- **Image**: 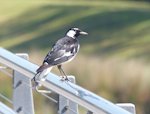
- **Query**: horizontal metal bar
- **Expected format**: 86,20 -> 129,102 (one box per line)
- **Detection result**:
0,47 -> 132,114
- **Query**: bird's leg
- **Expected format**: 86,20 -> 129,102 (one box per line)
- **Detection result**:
58,65 -> 66,81
58,65 -> 72,82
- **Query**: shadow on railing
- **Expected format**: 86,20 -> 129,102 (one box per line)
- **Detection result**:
0,47 -> 136,114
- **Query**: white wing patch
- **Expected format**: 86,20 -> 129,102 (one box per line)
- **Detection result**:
44,62 -> 48,65
73,48 -> 76,53
54,51 -> 73,61
63,51 -> 72,56
43,67 -> 53,76
70,44 -> 74,48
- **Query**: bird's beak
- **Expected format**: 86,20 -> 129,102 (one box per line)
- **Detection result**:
80,31 -> 88,35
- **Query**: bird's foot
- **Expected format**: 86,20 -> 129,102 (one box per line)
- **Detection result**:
60,77 -> 73,83
60,77 -> 66,81
60,76 -> 73,83
65,77 -> 73,82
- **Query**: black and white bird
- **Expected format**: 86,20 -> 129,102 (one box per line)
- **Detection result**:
32,28 -> 88,93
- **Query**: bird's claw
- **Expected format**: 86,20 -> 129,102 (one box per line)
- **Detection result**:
60,77 -> 66,81
66,77 -> 73,82
60,77 -> 73,83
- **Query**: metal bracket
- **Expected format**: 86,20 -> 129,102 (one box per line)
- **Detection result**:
58,76 -> 79,114
33,81 -> 52,93
87,103 -> 136,114
13,54 -> 34,114
116,103 -> 136,114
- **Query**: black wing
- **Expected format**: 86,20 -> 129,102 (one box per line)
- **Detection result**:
36,62 -> 50,72
43,36 -> 79,66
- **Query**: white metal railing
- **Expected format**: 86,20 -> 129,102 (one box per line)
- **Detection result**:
0,47 -> 134,114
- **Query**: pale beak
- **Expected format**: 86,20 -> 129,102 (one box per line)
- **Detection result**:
80,31 -> 88,35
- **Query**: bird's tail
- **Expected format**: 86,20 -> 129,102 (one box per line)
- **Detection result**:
31,67 -> 53,82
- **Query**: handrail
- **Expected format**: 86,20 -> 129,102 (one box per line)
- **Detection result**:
0,47 -> 132,114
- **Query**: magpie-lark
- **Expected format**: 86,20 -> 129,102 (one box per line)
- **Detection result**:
32,28 -> 88,93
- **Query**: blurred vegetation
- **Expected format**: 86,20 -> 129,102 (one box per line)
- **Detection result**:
0,1 -> 150,114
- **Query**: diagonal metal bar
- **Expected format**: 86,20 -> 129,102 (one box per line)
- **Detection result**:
0,94 -> 12,104
22,81 -> 58,103
0,102 -> 17,114
0,66 -> 11,69
22,108 -> 32,114
0,47 -> 132,114
67,107 -> 78,114
0,68 -> 13,77
40,93 -> 58,103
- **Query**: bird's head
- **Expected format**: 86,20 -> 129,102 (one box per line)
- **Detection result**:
66,28 -> 88,38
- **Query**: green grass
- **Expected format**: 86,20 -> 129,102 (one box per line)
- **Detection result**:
1,1 -> 150,114
0,1 -> 150,59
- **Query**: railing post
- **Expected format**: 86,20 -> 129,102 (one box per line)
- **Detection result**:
87,103 -> 136,114
13,54 -> 34,114
116,103 -> 136,114
57,76 -> 79,114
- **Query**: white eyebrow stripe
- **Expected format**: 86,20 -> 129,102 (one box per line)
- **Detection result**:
73,28 -> 79,30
